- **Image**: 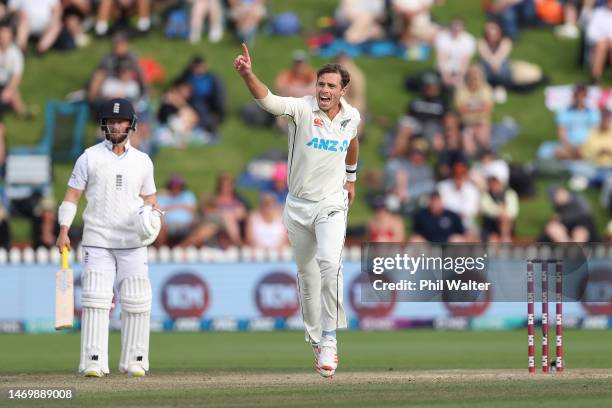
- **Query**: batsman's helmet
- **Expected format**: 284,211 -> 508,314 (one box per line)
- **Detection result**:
99,98 -> 137,144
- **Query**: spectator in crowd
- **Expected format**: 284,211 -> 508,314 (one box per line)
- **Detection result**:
0,23 -> 26,118
385,139 -> 435,214
585,0 -> 612,83
55,3 -> 90,50
176,55 -> 226,135
436,111 -> 465,179
385,75 -> 447,159
98,62 -> 142,103
455,64 -> 494,156
542,185 -> 600,242
469,149 -> 510,191
480,165 -> 519,242
177,193 -> 227,248
156,80 -> 200,146
334,52 -> 366,126
275,50 -> 316,98
31,196 -> 58,248
407,72 -> 447,146
88,32 -> 145,108
367,195 -> 405,242
213,172 -> 248,246
478,20 -> 512,103
156,175 -> 197,247
245,192 -> 287,250
334,0 -> 386,44
10,0 -> 63,54
411,191 -> 466,243
392,0 -> 439,46
556,0 -> 596,39
189,0 -> 223,44
581,107 -> 612,168
94,0 -> 151,37
485,0 -> 537,40
553,84 -> 600,160
0,193 -> 10,249
263,162 -> 289,206
437,158 -> 481,232
228,0 -> 266,46
434,17 -> 476,89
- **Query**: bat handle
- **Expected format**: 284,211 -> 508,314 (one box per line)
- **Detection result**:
61,247 -> 69,270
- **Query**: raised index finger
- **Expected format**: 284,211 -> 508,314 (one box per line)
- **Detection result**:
241,43 -> 250,61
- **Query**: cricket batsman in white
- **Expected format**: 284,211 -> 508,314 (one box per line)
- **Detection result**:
55,98 -> 163,377
234,44 -> 360,378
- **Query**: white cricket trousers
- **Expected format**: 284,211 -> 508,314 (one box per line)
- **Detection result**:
283,190 -> 348,344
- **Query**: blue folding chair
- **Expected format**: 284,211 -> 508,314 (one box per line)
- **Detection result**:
10,100 -> 89,162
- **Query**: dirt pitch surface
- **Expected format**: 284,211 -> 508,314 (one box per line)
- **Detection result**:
2,369 -> 612,393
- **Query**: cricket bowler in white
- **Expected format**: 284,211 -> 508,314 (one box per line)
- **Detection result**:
234,44 -> 360,378
55,98 -> 163,378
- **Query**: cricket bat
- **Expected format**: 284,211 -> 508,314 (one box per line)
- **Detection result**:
55,248 -> 74,330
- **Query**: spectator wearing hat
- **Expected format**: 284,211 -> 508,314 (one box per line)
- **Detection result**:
480,165 -> 519,242
156,175 -> 197,247
245,192 -> 287,250
470,149 -> 510,191
437,158 -> 481,232
263,162 -> 289,206
411,191 -> 466,243
367,195 -> 405,242
176,55 -> 226,135
275,50 -> 316,98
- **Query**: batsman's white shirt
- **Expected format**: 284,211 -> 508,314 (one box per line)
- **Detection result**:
256,91 -> 360,201
68,140 -> 156,249
256,91 -> 360,343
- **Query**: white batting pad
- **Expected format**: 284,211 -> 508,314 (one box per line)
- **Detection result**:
119,275 -> 152,372
79,269 -> 114,374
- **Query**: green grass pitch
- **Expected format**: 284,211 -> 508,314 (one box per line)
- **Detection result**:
1,330 -> 611,407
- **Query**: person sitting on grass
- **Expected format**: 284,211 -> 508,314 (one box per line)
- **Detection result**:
411,191 -> 467,243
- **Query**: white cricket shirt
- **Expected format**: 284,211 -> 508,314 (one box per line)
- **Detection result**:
256,91 -> 360,201
68,140 -> 156,249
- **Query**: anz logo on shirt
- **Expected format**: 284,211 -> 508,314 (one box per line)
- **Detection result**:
306,137 -> 349,152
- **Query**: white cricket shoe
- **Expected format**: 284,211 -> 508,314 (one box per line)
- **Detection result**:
311,341 -> 334,378
317,336 -> 338,376
127,365 -> 146,377
83,364 -> 105,378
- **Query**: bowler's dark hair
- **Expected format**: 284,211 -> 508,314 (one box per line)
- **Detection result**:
317,63 -> 350,88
